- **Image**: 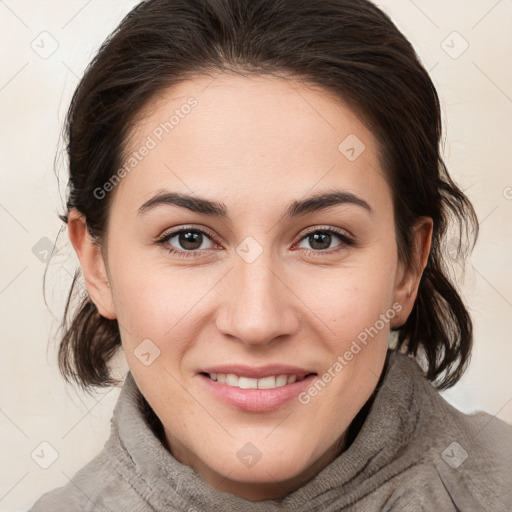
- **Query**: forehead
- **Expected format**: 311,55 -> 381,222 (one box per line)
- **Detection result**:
113,73 -> 390,216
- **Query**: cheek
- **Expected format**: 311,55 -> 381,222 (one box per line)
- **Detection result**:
297,258 -> 397,346
110,259 -> 216,355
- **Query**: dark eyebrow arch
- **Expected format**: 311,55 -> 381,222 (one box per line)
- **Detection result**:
284,190 -> 373,218
137,189 -> 373,218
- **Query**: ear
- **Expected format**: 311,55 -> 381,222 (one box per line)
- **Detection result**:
67,209 -> 117,320
391,216 -> 433,329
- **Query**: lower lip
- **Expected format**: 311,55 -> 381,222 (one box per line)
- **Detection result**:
198,373 -> 317,412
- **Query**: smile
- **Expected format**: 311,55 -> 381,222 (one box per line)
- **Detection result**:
198,371 -> 318,412
203,372 -> 313,389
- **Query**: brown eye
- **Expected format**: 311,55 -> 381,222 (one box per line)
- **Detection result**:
156,227 -> 217,257
308,232 -> 333,250
176,230 -> 205,250
296,228 -> 354,253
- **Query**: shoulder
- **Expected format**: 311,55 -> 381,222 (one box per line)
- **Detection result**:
28,450 -> 153,512
395,353 -> 512,509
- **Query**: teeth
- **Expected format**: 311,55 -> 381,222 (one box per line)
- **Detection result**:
239,376 -> 258,389
226,374 -> 239,386
276,375 -> 288,387
257,376 -> 277,389
207,373 -> 302,389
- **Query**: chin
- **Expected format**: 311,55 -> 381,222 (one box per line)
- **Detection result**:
203,441 -> 316,488
237,460 -> 303,482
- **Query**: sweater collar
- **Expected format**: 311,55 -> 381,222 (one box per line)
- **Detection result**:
106,349 -> 427,511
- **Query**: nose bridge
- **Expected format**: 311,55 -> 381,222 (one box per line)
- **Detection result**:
216,245 -> 299,346
238,252 -> 278,308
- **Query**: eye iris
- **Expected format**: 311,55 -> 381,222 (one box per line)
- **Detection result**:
309,232 -> 331,250
179,231 -> 202,250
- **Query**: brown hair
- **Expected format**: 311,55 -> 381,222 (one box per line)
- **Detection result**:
49,0 -> 478,393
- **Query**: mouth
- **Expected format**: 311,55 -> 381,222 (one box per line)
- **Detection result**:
197,369 -> 319,412
199,371 -> 317,390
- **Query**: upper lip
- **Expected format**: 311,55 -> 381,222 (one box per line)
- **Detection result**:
198,364 -> 317,379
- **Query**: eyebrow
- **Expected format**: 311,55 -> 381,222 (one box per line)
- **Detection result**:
137,189 -> 373,219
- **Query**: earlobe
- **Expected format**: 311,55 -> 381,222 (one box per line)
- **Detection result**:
391,217 -> 433,328
67,209 -> 117,320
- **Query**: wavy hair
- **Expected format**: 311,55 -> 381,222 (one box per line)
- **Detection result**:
48,0 -> 478,392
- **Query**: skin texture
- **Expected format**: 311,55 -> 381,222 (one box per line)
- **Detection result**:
68,74 -> 432,501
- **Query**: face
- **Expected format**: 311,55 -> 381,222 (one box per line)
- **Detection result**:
70,73 -> 431,500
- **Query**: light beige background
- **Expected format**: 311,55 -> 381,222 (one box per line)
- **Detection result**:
1,1 -> 511,510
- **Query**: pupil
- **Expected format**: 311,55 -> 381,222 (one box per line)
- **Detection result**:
180,231 -> 202,250
310,232 -> 331,250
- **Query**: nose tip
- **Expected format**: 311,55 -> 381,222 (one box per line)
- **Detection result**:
215,261 -> 301,348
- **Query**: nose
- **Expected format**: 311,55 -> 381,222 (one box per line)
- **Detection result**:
215,252 -> 301,348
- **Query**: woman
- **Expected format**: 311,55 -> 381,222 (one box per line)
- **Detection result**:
30,0 -> 512,510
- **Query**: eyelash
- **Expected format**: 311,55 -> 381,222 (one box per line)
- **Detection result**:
154,224 -> 356,259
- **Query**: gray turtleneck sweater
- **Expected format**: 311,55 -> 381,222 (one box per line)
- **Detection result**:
29,351 -> 512,511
